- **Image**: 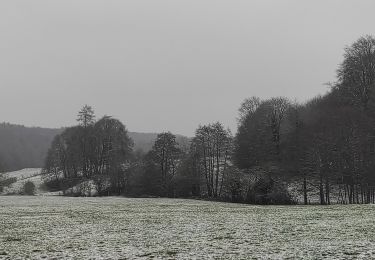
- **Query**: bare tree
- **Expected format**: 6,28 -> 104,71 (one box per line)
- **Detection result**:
192,122 -> 232,198
264,97 -> 291,156
337,35 -> 375,110
238,96 -> 261,123
150,132 -> 181,196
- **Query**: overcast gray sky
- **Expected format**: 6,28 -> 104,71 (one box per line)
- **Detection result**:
0,0 -> 374,136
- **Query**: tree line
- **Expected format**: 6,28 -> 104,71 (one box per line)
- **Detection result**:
42,35 -> 375,204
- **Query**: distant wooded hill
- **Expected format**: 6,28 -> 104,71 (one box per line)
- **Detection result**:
0,123 -> 190,172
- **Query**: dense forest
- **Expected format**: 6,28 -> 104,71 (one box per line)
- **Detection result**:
10,36 -> 375,204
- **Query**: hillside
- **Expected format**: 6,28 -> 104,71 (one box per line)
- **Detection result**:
0,123 -> 63,171
0,168 -> 44,195
0,123 -> 190,172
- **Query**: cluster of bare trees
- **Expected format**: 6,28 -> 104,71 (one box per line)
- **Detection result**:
130,123 -> 233,199
234,35 -> 375,205
42,35 -> 375,204
190,123 -> 232,198
43,105 -> 133,195
147,132 -> 181,196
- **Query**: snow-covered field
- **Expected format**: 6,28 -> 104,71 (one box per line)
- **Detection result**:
1,197 -> 375,259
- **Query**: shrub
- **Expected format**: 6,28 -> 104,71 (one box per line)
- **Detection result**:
246,175 -> 295,205
23,181 -> 36,195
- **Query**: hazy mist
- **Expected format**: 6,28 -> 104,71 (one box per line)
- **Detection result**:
1,0 -> 374,136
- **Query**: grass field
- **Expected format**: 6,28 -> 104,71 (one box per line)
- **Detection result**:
0,196 -> 375,259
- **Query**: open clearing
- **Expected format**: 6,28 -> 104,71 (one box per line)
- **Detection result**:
1,197 -> 375,259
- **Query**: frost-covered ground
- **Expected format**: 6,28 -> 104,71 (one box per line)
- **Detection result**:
1,197 -> 375,259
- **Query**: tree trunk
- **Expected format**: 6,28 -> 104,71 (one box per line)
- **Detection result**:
325,174 -> 330,205
303,172 -> 308,205
319,171 -> 325,205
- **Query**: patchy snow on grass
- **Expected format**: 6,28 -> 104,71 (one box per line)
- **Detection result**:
4,168 -> 41,180
1,196 -> 375,259
1,168 -> 43,195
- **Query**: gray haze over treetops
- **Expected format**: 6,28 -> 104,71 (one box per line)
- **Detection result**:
0,1 -> 374,136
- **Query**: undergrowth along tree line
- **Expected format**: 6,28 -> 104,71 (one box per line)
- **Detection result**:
42,35 -> 375,205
